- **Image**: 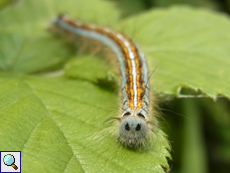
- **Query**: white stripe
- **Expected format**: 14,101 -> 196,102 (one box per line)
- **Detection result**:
131,58 -> 138,107
108,32 -> 138,108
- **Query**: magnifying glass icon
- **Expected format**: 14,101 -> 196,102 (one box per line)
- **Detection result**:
3,154 -> 18,170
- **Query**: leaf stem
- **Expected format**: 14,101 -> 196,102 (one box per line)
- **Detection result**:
180,98 -> 207,173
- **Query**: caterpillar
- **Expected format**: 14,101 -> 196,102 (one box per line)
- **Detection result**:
50,15 -> 156,148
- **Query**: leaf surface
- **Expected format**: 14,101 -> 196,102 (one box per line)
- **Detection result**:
0,74 -> 170,172
117,7 -> 230,98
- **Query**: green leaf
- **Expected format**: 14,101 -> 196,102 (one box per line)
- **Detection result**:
152,0 -> 218,9
0,0 -> 17,9
0,31 -> 73,73
0,74 -> 170,172
65,56 -> 112,82
114,0 -> 147,16
117,7 -> 230,99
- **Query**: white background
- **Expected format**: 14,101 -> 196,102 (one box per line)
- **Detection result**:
1,151 -> 21,172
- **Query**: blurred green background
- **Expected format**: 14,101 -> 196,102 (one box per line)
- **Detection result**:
1,0 -> 230,173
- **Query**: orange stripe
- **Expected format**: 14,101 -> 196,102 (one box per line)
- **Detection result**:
62,18 -> 146,110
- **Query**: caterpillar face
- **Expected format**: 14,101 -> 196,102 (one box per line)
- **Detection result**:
118,116 -> 148,148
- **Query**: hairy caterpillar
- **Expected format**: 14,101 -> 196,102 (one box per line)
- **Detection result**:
49,15 -> 157,148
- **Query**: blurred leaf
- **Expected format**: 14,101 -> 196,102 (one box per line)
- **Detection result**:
65,56 -> 112,82
117,7 -> 230,98
0,31 -> 74,73
113,0 -> 147,16
0,0 -> 17,9
0,0 -> 120,73
152,0 -> 218,10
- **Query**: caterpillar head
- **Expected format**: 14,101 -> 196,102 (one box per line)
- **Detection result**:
118,116 -> 148,148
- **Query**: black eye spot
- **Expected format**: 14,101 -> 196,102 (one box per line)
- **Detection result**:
125,123 -> 130,131
137,113 -> 145,119
123,112 -> 131,116
136,123 -> 141,131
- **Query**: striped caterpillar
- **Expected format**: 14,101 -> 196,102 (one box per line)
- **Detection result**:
50,15 -> 157,148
